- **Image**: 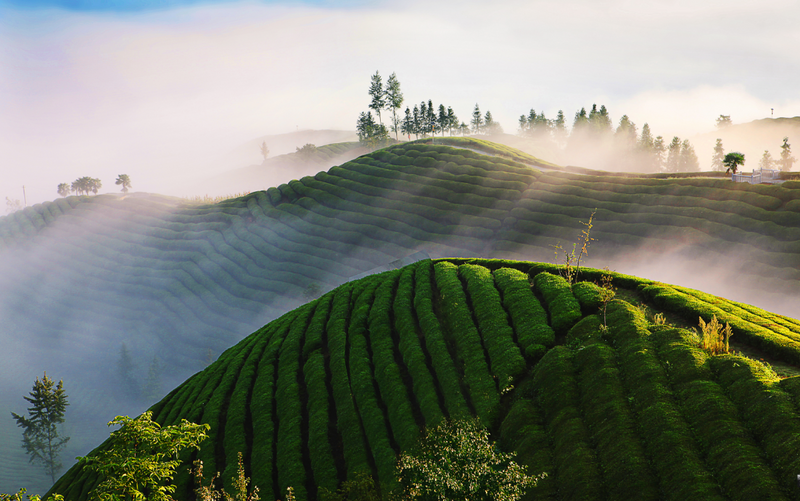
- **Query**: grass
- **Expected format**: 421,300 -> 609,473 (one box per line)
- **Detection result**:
48,258 -> 800,501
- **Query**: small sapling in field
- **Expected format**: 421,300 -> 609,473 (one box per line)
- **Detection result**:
552,210 -> 596,285
696,315 -> 733,355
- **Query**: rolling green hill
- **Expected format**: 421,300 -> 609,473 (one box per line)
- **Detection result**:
49,258 -> 800,501
3,137 -> 800,492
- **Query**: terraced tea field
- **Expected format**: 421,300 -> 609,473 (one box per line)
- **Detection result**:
50,258 -> 800,501
3,138 -> 800,492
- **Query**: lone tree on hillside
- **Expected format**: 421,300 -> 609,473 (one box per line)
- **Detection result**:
57,183 -> 70,198
716,114 -> 732,129
115,174 -> 132,193
711,138 -> 725,171
397,418 -> 545,501
384,72 -> 404,140
780,137 -> 796,171
260,141 -> 270,163
724,152 -> 745,174
11,373 -> 70,484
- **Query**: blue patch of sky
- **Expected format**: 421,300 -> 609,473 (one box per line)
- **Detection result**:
0,0 -> 373,12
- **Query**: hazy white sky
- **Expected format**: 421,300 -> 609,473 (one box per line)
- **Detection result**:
2,0 -> 800,205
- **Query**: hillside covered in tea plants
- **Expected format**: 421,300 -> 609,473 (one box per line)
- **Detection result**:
50,258 -> 800,501
3,138 -> 800,491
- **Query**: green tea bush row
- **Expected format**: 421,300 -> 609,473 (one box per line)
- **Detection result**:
492,267 -> 554,359
457,264 -> 526,386
275,303 -> 315,500
572,281 -> 605,313
433,261 -> 499,424
711,355 -> 800,495
532,347 -> 604,500
393,265 -> 445,426
573,342 -> 659,500
249,321 -> 292,501
299,294 -> 339,494
605,303 -> 724,501
367,271 -> 420,451
412,262 -> 470,419
533,272 -> 582,335
640,283 -> 800,365
323,285 -> 371,480
652,330 -> 786,500
346,276 -> 398,489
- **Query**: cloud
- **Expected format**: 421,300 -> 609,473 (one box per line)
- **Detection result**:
1,0 -> 799,205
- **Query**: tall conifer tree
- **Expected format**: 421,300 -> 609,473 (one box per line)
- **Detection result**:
12,373 -> 70,484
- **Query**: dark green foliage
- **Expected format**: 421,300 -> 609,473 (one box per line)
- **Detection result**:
433,261 -> 499,425
533,272 -> 582,335
532,347 -> 604,500
492,267 -> 554,359
573,342 -> 659,500
572,281 -> 604,313
458,264 -> 526,387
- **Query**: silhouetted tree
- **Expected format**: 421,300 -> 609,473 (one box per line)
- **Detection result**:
615,115 -> 637,149
679,139 -> 700,172
115,174 -> 132,193
715,114 -> 732,129
666,137 -> 682,172
711,138 -> 725,171
471,104 -> 484,134
356,112 -> 388,150
759,150 -> 775,170
780,137 -> 796,171
484,111 -> 501,134
446,107 -> 458,136
260,141 -> 270,162
554,110 -> 567,146
142,356 -> 163,402
384,72 -> 403,140
653,136 -> 666,172
296,143 -> 317,158
401,107 -> 413,140
57,183 -> 70,198
117,343 -> 138,398
368,71 -> 385,125
11,373 -> 69,484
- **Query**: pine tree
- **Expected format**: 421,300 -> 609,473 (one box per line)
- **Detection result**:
117,342 -> 138,399
780,137 -> 797,172
412,105 -> 421,139
419,102 -> 429,136
679,139 -> 700,172
715,114 -> 732,129
666,136 -> 682,172
572,107 -> 589,131
554,110 -> 567,146
11,373 -> 70,484
368,71 -> 385,125
142,356 -> 163,402
437,104 -> 448,137
446,107 -> 457,136
401,107 -> 413,140
384,72 -> 403,140
759,150 -> 775,170
653,136 -> 666,172
484,111 -> 495,134
638,123 -> 654,151
711,138 -> 725,171
471,104 -> 484,134
426,100 -> 436,136
615,115 -> 637,149
518,115 -> 528,135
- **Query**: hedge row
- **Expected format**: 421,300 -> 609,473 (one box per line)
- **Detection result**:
491,267 -> 554,359
532,347 -> 604,500
433,261 -> 499,424
392,265 -> 445,426
412,261 -> 470,419
651,328 -> 786,500
366,271 -> 420,451
346,275 -> 398,490
573,342 -> 659,500
457,264 -> 526,387
640,283 -> 800,366
711,355 -> 800,496
533,272 -> 582,335
604,302 -> 724,501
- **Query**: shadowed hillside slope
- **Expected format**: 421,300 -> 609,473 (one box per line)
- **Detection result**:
50,258 -> 800,501
3,138 -> 800,492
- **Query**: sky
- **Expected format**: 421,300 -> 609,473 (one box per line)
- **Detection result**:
2,0 -> 800,205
